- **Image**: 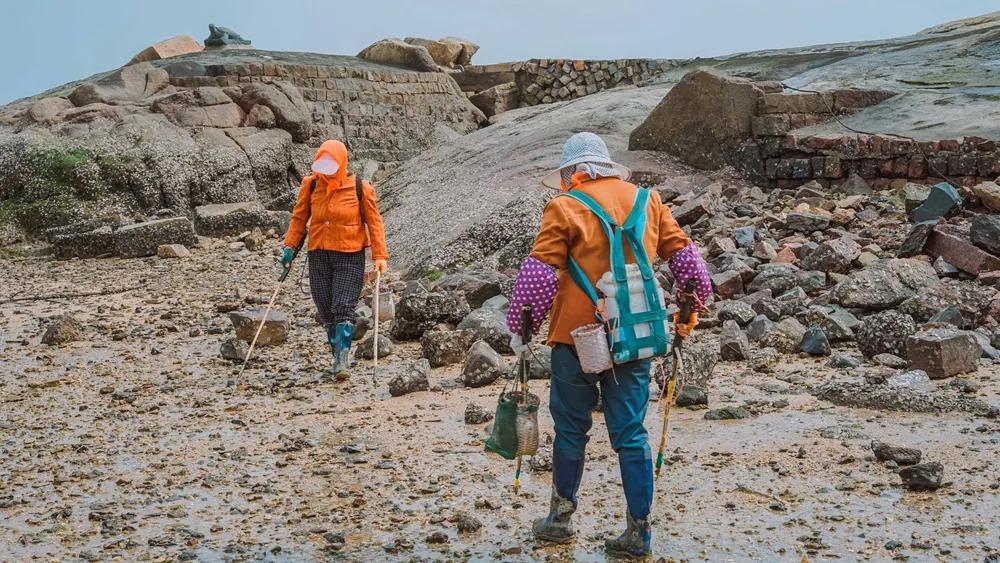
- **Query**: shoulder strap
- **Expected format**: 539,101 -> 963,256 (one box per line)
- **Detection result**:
356,176 -> 367,226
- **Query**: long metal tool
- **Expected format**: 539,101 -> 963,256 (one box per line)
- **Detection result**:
655,279 -> 696,480
512,304 -> 532,494
372,270 -> 382,385
236,242 -> 303,387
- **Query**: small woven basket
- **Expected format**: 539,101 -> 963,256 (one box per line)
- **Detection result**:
571,323 -> 613,374
505,391 -> 540,456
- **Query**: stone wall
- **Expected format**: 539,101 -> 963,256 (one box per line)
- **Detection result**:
750,91 -> 1000,189
168,59 -> 484,164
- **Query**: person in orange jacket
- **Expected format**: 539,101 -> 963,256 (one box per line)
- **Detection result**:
281,140 -> 389,379
505,132 -> 711,557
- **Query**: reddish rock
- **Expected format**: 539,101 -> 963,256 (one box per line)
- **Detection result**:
772,246 -> 798,264
127,35 -> 203,65
905,328 -> 980,379
925,225 -> 1000,276
711,270 -> 744,300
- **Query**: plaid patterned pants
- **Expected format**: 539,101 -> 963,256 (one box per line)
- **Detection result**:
307,249 -> 365,326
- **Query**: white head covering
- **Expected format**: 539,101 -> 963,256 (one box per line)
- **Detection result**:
541,132 -> 630,190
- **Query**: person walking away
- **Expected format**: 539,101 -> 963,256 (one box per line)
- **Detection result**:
505,132 -> 711,558
281,140 -> 388,379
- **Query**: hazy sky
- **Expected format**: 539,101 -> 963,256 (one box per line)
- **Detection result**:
2,1 -> 997,104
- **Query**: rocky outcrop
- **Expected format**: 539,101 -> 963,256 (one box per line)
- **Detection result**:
128,35 -> 203,66
358,38 -> 443,72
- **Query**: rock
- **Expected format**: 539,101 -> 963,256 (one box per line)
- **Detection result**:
68,62 -> 170,106
733,226 -> 757,248
392,289 -> 471,340
828,353 -> 862,368
629,68 -> 763,169
833,259 -> 937,310
906,328 -> 980,378
219,338 -> 248,362
156,244 -> 190,258
856,310 -> 917,358
972,330 -> 1000,360
464,403 -> 494,424
925,223 -> 1000,276
357,38 -> 443,72
127,35 -> 203,65
469,83 -> 520,118
41,315 -> 82,345
718,300 -> 756,326
462,340 -> 506,387
457,306 -> 512,354
704,405 -> 751,420
750,347 -> 779,372
902,182 -> 931,214
747,264 -> 800,295
785,211 -> 831,233
675,384 -> 708,407
928,306 -> 966,328
231,82 -> 312,142
454,512 -> 483,534
970,214 -> 1000,256
151,87 -> 245,128
28,97 -> 73,124
403,37 -> 466,67
711,270 -> 744,300
719,320 -> 750,361
837,174 -> 874,196
114,217 -> 198,259
53,226 -> 117,259
898,279 -> 996,324
228,308 -> 289,346
912,182 -> 961,222
887,369 -> 932,393
898,462 -> 943,491
433,271 -> 503,309
871,441 -> 922,466
665,340 -> 717,388
193,201 -> 289,237
747,315 -> 775,342
933,256 -> 960,277
506,344 -> 553,380
357,335 -> 393,360
760,317 -> 807,354
421,329 -> 476,367
872,353 -> 907,368
800,326 -> 831,356
800,237 -> 862,274
820,308 -> 858,342
972,181 -> 1000,212
388,359 -> 430,397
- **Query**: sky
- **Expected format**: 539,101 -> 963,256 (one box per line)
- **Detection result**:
1,0 -> 997,104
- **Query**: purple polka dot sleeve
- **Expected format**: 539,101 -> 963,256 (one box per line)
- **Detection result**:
668,243 -> 712,309
506,256 -> 559,335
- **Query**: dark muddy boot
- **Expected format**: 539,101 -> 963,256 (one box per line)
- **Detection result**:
532,491 -> 576,543
532,451 -> 584,543
604,513 -> 652,558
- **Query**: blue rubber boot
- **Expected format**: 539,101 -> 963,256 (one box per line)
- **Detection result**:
605,448 -> 653,558
333,322 -> 353,380
325,324 -> 339,369
532,451 -> 585,543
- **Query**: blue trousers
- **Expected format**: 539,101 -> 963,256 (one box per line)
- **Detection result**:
549,344 -> 654,521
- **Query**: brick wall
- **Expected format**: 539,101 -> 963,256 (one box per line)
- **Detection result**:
170,61 -> 484,164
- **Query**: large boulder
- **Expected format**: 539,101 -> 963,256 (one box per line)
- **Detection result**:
114,217 -> 198,258
421,329 -> 476,367
629,68 -> 763,170
391,288 -> 471,340
404,37 -> 478,68
897,279 -> 996,324
128,35 -> 203,65
432,270 -> 504,309
358,38 -> 442,72
230,82 -> 311,142
151,87 -> 245,128
68,62 -> 171,106
194,201 -> 290,237
53,226 -> 117,259
469,83 -> 521,118
832,259 -> 937,310
457,306 -> 513,354
906,328 -> 980,379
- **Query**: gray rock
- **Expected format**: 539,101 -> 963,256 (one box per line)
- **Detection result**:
971,214 -> 1000,256
719,320 -> 750,361
838,174 -> 874,196
388,359 -> 430,397
391,289 -> 471,340
898,462 -> 943,491
746,314 -> 775,342
828,353 -> 862,368
896,220 -> 938,258
704,405 -> 751,420
421,329 -> 476,367
971,330 -> 1000,360
718,300 -> 756,326
41,314 -> 82,345
906,328 -> 981,379
785,211 -> 831,232
193,201 -> 289,237
464,403 -> 494,424
872,353 -> 907,368
747,264 -> 800,295
750,347 -> 779,372
357,334 -> 393,360
750,296 -> 782,321
219,338 -> 248,361
928,306 -> 966,328
433,271 -> 504,309
675,384 -> 708,407
871,441 -> 922,466
801,238 -> 862,274
457,306 -> 513,354
115,217 -> 198,259
462,340 -> 506,387
856,310 -> 917,358
506,344 -> 552,380
902,182 -> 931,214
898,279 -> 996,324
833,259 -> 937,310
481,295 -> 510,311
912,182 -> 961,223
52,226 -> 118,259
664,340 -> 717,388
760,317 -> 807,354
800,326 -> 831,356
228,308 -> 289,346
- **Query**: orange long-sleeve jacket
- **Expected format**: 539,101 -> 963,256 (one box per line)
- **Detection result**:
530,176 -> 691,346
283,140 -> 389,261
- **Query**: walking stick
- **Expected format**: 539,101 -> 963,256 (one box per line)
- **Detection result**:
372,270 -> 381,385
512,304 -> 532,494
236,241 -> 304,388
655,279 -> 697,480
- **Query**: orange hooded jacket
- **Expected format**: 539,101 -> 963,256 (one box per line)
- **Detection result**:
283,140 -> 389,261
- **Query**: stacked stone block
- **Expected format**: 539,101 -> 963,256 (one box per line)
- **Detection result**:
512,58 -> 674,107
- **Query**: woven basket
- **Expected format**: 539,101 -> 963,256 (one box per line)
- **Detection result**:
507,391 -> 540,456
571,323 -> 613,374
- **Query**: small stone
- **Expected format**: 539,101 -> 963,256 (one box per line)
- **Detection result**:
898,462 -> 943,491
464,403 -> 494,424
719,320 -> 750,360
425,531 -> 450,544
906,328 -> 981,379
799,326 -> 831,356
871,441 -> 922,466
704,405 -> 751,420
421,329 -> 476,367
219,338 -> 248,362
675,384 -> 708,407
912,182 -> 961,222
454,512 -> 482,533
229,308 -> 289,346
462,340 -> 506,387
827,353 -> 861,368
872,353 -> 907,368
718,300 -> 756,326
357,334 -> 393,360
41,314 -> 82,345
156,244 -> 190,258
750,347 -> 779,372
388,359 -> 430,397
